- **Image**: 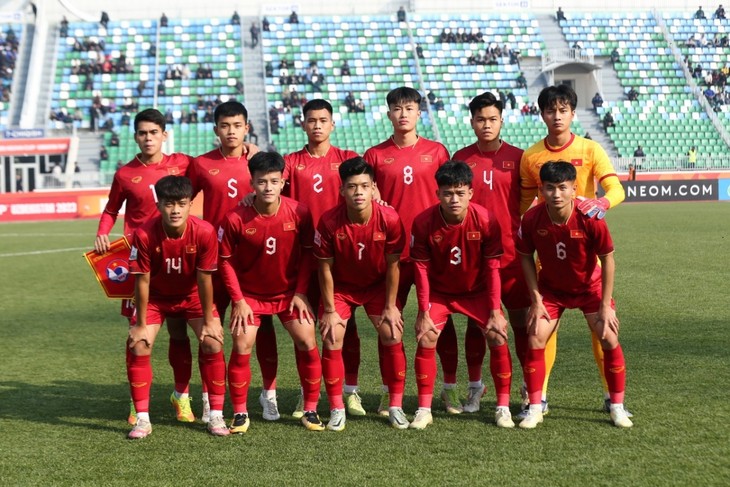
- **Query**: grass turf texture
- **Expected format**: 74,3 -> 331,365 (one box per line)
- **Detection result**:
0,202 -> 728,486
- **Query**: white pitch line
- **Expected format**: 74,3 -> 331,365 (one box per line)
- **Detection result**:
0,247 -> 89,257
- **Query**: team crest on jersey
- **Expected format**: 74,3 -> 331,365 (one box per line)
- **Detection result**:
503,160 -> 515,169
129,246 -> 138,260
537,229 -> 548,237
314,230 -> 322,246
467,162 -> 477,168
383,158 -> 395,165
373,232 -> 386,241
571,159 -> 583,167
106,259 -> 130,282
420,155 -> 433,163
283,221 -> 295,231
218,226 -> 224,242
467,231 -> 481,240
570,230 -> 585,239
336,232 -> 347,240
186,245 -> 197,253
131,176 -> 142,183
168,167 -> 180,175
297,163 -> 306,170
208,168 -> 220,176
245,228 -> 257,235
330,163 -> 341,171
433,235 -> 443,243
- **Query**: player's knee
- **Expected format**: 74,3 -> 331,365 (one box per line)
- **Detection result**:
200,337 -> 222,354
418,335 -> 438,349
485,332 -> 506,347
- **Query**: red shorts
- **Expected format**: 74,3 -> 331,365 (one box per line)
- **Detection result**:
243,293 -> 302,326
320,283 -> 397,320
396,259 -> 415,307
429,291 -> 502,330
540,282 -> 615,320
501,261 -> 531,310
139,293 -> 220,325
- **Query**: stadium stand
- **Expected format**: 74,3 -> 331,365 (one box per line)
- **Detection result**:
0,24 -> 21,131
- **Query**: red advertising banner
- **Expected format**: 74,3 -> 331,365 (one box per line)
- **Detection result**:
83,237 -> 135,299
0,138 -> 71,155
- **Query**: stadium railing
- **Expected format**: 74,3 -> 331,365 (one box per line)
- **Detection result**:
611,154 -> 730,171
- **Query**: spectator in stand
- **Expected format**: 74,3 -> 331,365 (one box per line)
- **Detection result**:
231,11 -> 240,25
340,60 -> 351,76
627,87 -> 639,101
157,81 -> 165,96
592,92 -> 604,110
521,103 -> 530,116
262,17 -> 270,32
250,22 -> 260,48
687,146 -> 697,168
556,7 -> 566,24
603,112 -> 615,129
121,111 -> 131,126
247,121 -> 258,144
633,145 -> 645,158
100,147 -> 109,161
165,109 -> 174,124
628,164 -> 636,181
416,44 -> 424,59
516,72 -> 527,89
100,11 -> 110,28
611,48 -> 620,63
289,10 -> 299,24
695,6 -> 707,19
507,91 -> 517,109
397,6 -> 406,22
345,91 -> 357,112
110,132 -> 120,147
60,16 -> 69,37
693,63 -> 703,79
160,13 -> 168,27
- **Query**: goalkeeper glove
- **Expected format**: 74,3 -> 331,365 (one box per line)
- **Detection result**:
576,196 -> 610,220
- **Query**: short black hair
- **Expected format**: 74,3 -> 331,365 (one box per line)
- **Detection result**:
248,151 -> 285,176
435,161 -> 473,188
469,91 -> 503,116
537,84 -> 578,112
539,161 -> 577,183
134,108 -> 166,132
338,156 -> 374,182
214,101 -> 248,124
302,98 -> 333,118
155,175 -> 193,201
386,86 -> 422,107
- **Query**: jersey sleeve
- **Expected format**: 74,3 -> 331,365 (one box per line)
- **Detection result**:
592,144 -> 625,209
218,213 -> 238,259
409,213 -> 430,261
197,225 -> 218,271
187,159 -> 202,198
588,218 -> 615,256
129,228 -> 150,274
313,216 -> 334,259
519,153 -> 539,215
437,143 -> 450,164
282,155 -> 293,181
481,209 -> 503,259
515,211 -> 535,255
385,211 -> 406,256
97,173 -> 124,235
298,204 -> 315,249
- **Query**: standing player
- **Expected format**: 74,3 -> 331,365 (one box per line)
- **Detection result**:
315,157 -> 408,431
126,175 -> 229,438
409,161 -> 514,430
515,161 -> 632,429
282,99 -> 364,417
363,86 -> 460,416
519,84 -> 628,417
218,151 -> 324,433
94,109 -> 195,425
452,92 -> 530,413
187,101 -> 280,423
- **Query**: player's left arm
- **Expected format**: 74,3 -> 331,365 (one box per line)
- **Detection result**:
482,215 -> 507,340
379,253 -> 403,339
129,272 -> 151,348
596,251 -> 620,339
577,146 -> 625,219
197,269 -> 223,345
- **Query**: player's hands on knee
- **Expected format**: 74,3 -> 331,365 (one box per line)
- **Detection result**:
199,319 -> 224,346
597,304 -> 620,340
379,305 -> 403,339
128,324 -> 151,349
415,311 -> 438,343
576,196 -> 609,220
319,310 -> 345,345
527,300 -> 551,335
289,293 -> 314,325
230,299 -> 254,336
94,234 -> 111,254
484,311 -> 509,342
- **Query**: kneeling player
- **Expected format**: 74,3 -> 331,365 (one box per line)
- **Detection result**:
219,151 -> 324,433
516,161 -> 632,429
127,175 -> 229,439
315,157 -> 408,431
410,161 -> 514,430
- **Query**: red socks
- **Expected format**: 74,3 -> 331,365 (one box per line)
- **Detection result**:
322,348 -> 345,410
603,345 -> 626,404
488,343 -> 512,407
200,350 -> 226,411
437,316 -> 458,384
127,353 -> 152,413
295,347 -> 321,411
382,342 -> 406,407
465,321 -> 486,382
524,348 -> 546,404
415,346 -> 437,408
228,352 -> 251,413
343,315 -> 361,386
168,337 -> 192,395
256,316 -> 278,391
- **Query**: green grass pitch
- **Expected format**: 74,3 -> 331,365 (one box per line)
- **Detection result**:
0,202 -> 728,486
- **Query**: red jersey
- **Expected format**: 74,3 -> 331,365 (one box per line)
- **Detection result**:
129,215 -> 218,299
364,137 -> 449,257
187,148 -> 251,228
515,202 -> 614,295
453,141 -> 523,267
97,153 -> 191,237
283,146 -> 359,225
410,203 -> 502,297
314,203 -> 405,291
219,197 -> 314,300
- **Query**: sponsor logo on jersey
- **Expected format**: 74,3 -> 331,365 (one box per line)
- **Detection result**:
106,259 -> 130,282
503,160 -> 515,169
186,245 -> 197,253
208,168 -> 220,175
420,155 -> 433,163
131,176 -> 143,183
433,234 -> 443,243
283,221 -> 295,231
571,159 -> 583,167
168,167 -> 180,175
336,232 -> 347,240
467,161 -> 477,168
297,163 -> 306,170
373,232 -> 386,241
467,231 -> 481,240
570,230 -> 585,239
245,228 -> 256,235
330,163 -> 341,171
537,229 -> 548,237
383,157 -> 394,165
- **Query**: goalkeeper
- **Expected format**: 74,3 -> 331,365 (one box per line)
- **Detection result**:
517,84 -> 628,419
